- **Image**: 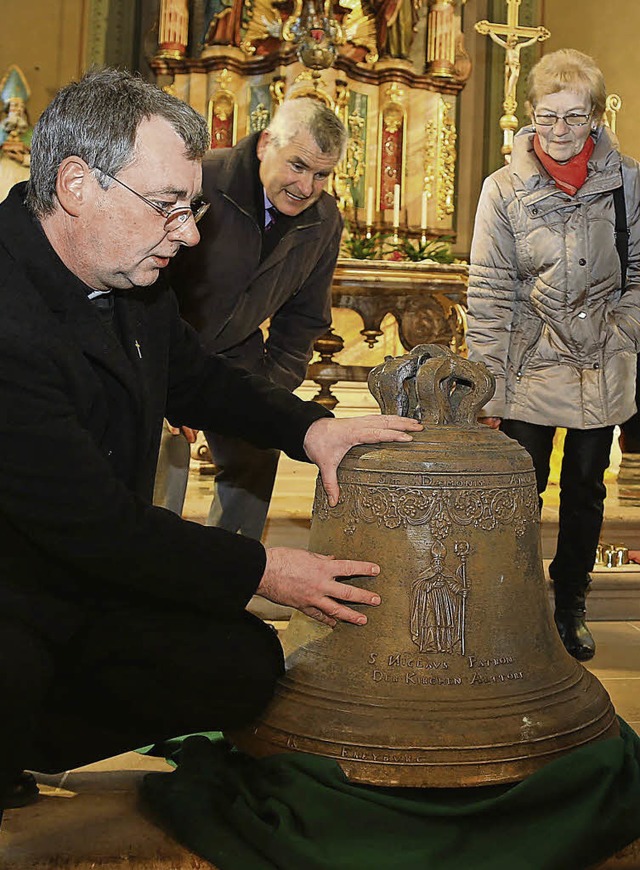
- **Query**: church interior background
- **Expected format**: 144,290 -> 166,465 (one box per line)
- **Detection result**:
4,3 -> 640,867
14,2 -> 638,468
1,5 -> 639,530
2,0 -> 640,543
3,0 -> 640,379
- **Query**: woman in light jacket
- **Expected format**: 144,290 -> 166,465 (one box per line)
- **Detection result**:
467,49 -> 640,661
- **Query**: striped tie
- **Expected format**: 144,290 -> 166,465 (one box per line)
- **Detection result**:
265,206 -> 278,231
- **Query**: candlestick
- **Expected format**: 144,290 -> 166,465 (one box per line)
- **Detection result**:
392,184 -> 400,244
420,191 -> 428,245
366,186 -> 374,227
365,186 -> 374,239
420,191 -> 428,230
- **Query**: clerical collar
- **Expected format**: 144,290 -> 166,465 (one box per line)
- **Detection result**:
87,289 -> 113,300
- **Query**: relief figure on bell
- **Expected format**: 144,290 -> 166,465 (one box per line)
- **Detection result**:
410,540 -> 468,655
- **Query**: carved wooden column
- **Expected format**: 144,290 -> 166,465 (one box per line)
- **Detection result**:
424,95 -> 457,229
426,0 -> 456,79
157,0 -> 189,59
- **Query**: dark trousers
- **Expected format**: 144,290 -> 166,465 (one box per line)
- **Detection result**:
205,431 -> 280,541
500,420 -> 614,585
0,602 -> 284,820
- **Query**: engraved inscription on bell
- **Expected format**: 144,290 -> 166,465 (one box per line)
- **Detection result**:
230,345 -> 618,788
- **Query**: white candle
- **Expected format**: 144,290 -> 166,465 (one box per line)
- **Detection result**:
420,191 -> 428,230
393,183 -> 400,229
366,186 -> 374,227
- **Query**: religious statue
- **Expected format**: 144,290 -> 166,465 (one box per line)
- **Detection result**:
0,97 -> 31,164
0,66 -> 32,203
373,0 -> 424,60
410,540 -> 467,655
202,0 -> 245,47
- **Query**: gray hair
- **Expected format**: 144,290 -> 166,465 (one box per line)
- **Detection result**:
266,97 -> 347,162
26,67 -> 210,217
526,49 -> 607,124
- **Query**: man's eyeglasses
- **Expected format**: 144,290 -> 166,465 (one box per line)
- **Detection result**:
94,168 -> 210,230
532,111 -> 592,128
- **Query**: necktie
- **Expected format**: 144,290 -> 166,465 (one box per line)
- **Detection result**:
265,206 -> 278,232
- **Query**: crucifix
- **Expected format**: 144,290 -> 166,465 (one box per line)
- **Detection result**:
475,0 -> 550,162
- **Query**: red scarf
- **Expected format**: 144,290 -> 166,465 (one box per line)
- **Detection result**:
533,134 -> 595,195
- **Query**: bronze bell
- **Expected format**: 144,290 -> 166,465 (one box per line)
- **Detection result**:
232,345 -> 618,787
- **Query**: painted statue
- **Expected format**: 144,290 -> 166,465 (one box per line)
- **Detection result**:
0,66 -> 32,202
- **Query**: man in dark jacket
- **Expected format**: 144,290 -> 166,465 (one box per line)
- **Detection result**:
156,97 -> 346,542
0,69 -> 420,819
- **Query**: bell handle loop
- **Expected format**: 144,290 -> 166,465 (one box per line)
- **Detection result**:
416,353 -> 495,426
450,356 -> 496,426
369,344 -> 496,426
368,353 -> 420,417
414,356 -> 456,425
368,344 -> 450,417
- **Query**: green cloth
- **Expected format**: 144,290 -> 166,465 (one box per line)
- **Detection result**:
142,718 -> 640,870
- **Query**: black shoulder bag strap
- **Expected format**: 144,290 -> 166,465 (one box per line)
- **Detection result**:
613,167 -> 640,438
614,169 -> 629,291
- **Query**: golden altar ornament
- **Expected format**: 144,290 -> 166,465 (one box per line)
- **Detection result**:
232,345 -> 618,787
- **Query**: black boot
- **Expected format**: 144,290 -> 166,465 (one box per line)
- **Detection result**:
2,771 -> 39,809
553,577 -> 596,662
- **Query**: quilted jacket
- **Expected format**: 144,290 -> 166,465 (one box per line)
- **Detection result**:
467,125 -> 640,428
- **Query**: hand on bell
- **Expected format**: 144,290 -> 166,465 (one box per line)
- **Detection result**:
303,415 -> 423,507
479,416 -> 502,429
257,547 -> 382,627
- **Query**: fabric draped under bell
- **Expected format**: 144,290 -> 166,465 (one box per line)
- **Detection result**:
142,717 -> 640,870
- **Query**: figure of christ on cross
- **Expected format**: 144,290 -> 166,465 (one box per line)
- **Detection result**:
475,0 -> 550,159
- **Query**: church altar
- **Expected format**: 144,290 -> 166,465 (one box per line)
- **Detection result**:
151,0 -> 470,238
308,257 -> 468,408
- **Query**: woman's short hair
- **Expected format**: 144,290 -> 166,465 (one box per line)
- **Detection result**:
526,48 -> 607,122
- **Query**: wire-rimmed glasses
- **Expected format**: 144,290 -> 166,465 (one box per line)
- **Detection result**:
94,167 -> 210,230
532,111 -> 593,128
